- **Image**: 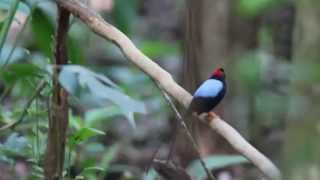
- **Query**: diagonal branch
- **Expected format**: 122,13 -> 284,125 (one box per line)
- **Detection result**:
55,0 -> 281,179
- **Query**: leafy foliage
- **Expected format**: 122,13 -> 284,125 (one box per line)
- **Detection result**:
111,0 -> 138,35
31,6 -> 84,64
0,0 -> 176,179
31,7 -> 54,59
58,65 -> 146,128
69,127 -> 105,149
0,63 -> 42,84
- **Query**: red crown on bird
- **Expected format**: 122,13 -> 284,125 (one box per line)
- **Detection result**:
212,68 -> 225,77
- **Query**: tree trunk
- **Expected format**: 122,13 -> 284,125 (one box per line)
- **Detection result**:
44,6 -> 70,180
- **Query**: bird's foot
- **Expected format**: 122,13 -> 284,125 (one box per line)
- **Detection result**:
206,112 -> 216,123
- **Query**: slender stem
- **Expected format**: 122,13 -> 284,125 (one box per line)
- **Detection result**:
0,0 -> 20,60
0,80 -> 47,131
2,4 -> 36,68
157,85 -> 217,180
36,98 -> 40,162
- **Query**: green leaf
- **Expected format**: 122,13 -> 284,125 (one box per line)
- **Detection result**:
0,63 -> 42,84
83,166 -> 105,173
31,7 -> 54,59
67,36 -> 85,64
187,155 -> 248,180
59,65 -> 118,89
69,127 -> 105,149
85,77 -> 145,129
58,65 -> 146,129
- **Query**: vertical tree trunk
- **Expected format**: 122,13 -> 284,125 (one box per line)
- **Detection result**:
285,0 -> 320,179
177,0 -> 231,167
192,0 -> 231,156
44,6 -> 70,180
184,0 -> 230,86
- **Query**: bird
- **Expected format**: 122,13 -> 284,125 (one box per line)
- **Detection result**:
187,67 -> 226,116
164,68 -> 226,162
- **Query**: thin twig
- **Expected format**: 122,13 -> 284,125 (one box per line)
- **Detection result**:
0,0 -> 20,58
158,85 -> 216,180
2,4 -> 37,68
0,80 -> 47,131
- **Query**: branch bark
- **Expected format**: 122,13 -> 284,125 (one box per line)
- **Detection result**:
44,5 -> 70,180
55,0 -> 281,179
